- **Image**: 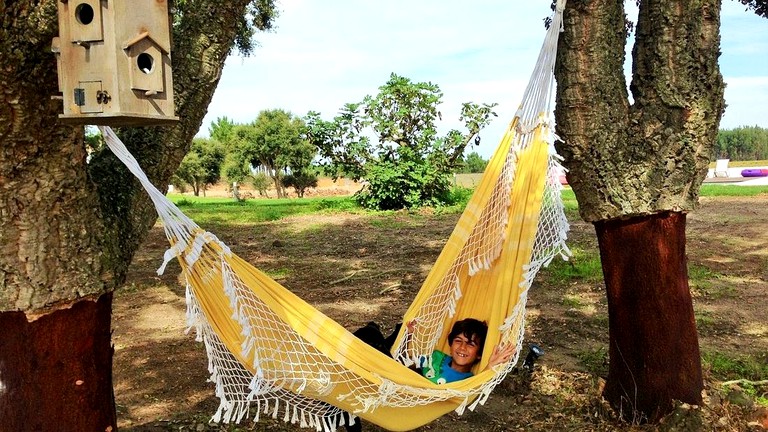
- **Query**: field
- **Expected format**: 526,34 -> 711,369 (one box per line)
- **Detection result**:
113,184 -> 768,431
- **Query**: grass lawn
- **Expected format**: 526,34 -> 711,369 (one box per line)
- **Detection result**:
166,194 -> 360,224
169,184 -> 768,226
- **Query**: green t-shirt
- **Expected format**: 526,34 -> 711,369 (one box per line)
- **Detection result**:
420,350 -> 474,384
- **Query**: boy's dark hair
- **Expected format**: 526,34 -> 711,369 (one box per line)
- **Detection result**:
448,318 -> 488,356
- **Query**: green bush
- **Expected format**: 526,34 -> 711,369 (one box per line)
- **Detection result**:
176,198 -> 193,207
283,172 -> 318,198
251,173 -> 272,197
445,186 -> 473,207
316,197 -> 358,211
305,74 -> 498,212
355,156 -> 452,210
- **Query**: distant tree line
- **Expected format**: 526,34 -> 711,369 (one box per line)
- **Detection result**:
713,126 -> 768,161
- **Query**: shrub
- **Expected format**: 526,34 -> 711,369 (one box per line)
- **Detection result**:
355,157 -> 452,210
251,173 -> 272,197
283,172 -> 318,198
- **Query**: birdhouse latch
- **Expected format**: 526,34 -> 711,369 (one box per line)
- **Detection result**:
73,88 -> 85,106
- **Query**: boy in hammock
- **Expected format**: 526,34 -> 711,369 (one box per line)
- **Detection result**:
342,319 -> 514,431
407,318 -> 515,384
351,318 -> 513,383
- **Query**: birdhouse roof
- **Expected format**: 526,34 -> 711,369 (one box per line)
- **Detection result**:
122,31 -> 170,54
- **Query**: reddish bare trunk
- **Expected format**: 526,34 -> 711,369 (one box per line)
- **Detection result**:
0,293 -> 116,431
595,211 -> 702,421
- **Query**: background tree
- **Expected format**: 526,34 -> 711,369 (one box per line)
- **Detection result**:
173,138 -> 226,196
251,172 -> 272,197
306,73 -> 497,210
554,0 -> 727,421
282,171 -> 319,198
0,1 -> 278,429
213,116 -> 254,196
229,110 -> 314,198
221,153 -> 252,187
305,103 -> 371,181
209,115 -> 238,145
283,127 -> 320,198
456,151 -> 489,174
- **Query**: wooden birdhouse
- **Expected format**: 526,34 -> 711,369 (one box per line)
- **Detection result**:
52,0 -> 178,126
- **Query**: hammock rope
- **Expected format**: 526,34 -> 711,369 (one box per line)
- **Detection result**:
101,3 -> 569,431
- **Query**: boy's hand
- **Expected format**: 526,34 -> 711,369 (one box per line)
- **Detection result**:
405,319 -> 418,333
486,342 -> 515,369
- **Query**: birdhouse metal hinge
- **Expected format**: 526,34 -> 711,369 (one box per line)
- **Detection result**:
73,88 -> 85,106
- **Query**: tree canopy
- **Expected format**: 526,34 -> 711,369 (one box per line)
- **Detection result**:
737,0 -> 768,17
209,116 -> 238,145
173,138 -> 226,196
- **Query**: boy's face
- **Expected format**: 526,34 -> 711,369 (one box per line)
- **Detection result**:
448,333 -> 481,372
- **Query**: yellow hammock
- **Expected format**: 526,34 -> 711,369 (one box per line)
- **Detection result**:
102,4 -> 568,431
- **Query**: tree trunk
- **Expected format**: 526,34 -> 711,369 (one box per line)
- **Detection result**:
271,173 -> 284,198
595,212 -> 702,421
1,0 -> 277,428
0,293 -> 116,431
554,0 -> 724,421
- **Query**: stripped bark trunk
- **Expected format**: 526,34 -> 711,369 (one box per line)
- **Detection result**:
595,212 -> 702,421
0,294 -> 116,431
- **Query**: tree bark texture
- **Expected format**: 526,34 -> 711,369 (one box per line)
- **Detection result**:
86,0 -> 263,288
0,293 -> 116,432
555,0 -> 725,222
554,0 -> 724,421
0,1 -> 106,312
1,0 -> 275,428
595,212 -> 702,421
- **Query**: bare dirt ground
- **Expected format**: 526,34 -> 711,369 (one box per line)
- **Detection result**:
113,189 -> 768,432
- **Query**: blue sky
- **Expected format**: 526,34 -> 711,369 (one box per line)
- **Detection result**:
197,1 -> 768,159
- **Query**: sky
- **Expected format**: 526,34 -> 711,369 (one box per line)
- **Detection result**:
197,1 -> 768,159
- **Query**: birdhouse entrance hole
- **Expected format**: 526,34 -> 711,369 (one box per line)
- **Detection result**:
75,3 -> 94,25
137,53 -> 154,74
